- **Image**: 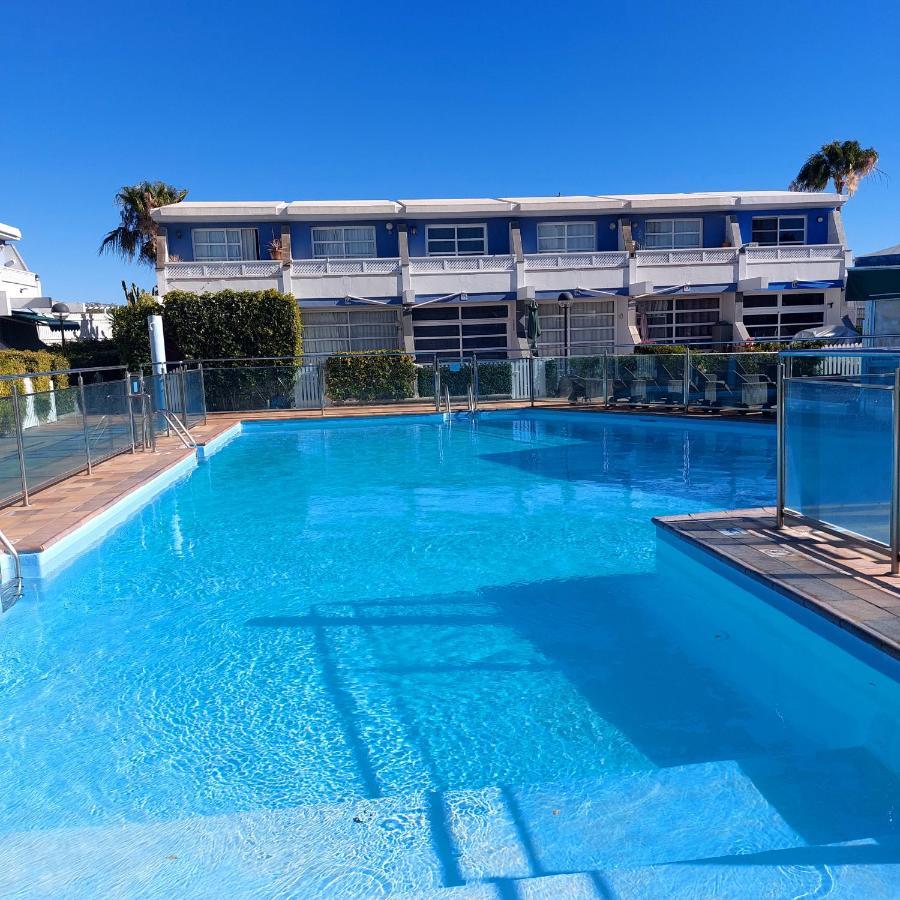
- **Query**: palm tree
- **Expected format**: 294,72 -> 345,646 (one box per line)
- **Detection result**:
790,140 -> 880,196
99,181 -> 188,264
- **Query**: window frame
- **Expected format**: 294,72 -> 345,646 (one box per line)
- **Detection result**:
425,223 -> 488,257
310,225 -> 377,259
191,227 -> 259,262
536,221 -> 597,254
642,218 -> 704,250
751,215 -> 807,246
742,291 -> 825,339
635,296 -> 721,344
411,303 -> 509,356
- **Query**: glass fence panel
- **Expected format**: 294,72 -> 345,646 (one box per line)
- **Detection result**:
532,356 -> 606,405
201,366 -> 316,412
19,385 -> 93,492
325,355 -> 426,407
686,353 -> 778,410
82,380 -> 133,464
786,353 -> 900,384
0,396 -> 25,503
608,354 -> 685,406
784,378 -> 893,544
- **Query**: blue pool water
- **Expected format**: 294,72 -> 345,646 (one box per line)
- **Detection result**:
1,410 -> 899,897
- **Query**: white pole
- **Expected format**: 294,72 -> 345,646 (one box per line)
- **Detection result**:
147,314 -> 167,412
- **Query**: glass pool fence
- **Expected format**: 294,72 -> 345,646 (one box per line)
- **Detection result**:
0,365 -> 208,509
777,349 -> 900,572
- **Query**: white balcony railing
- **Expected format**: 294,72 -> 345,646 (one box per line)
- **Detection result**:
292,258 -> 400,277
744,244 -> 844,263
167,261 -> 282,278
524,251 -> 628,270
635,248 -> 738,266
410,255 -> 515,273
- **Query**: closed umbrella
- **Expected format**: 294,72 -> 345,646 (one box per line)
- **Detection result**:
526,299 -> 542,351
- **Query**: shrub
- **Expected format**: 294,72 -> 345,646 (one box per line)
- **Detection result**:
111,294 -> 164,369
635,344 -> 690,355
325,352 -> 417,403
162,289 -> 301,362
0,350 -> 73,431
416,361 -> 513,398
62,339 -> 123,374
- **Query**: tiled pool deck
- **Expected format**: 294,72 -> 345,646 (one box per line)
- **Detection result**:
655,509 -> 900,659
5,403 -> 895,663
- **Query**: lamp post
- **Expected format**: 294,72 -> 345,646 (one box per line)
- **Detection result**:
557,292 -> 573,358
51,302 -> 70,351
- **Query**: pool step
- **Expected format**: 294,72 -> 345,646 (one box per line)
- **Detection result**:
0,746 -> 896,897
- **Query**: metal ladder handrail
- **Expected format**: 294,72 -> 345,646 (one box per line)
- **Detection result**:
161,410 -> 197,448
0,527 -> 22,601
466,383 -> 477,413
442,384 -> 451,413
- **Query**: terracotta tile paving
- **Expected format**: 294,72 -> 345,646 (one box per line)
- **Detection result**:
655,508 -> 900,659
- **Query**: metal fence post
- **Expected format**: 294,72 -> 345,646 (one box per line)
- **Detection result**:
433,353 -> 440,411
124,371 -> 136,453
776,360 -> 786,528
528,354 -> 535,408
602,352 -> 609,408
11,384 -> 29,507
892,368 -> 900,574
78,374 -> 93,475
178,367 -> 189,429
198,362 -> 208,425
683,347 -> 690,413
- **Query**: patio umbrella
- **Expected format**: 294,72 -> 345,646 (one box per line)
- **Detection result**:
526,299 -> 541,349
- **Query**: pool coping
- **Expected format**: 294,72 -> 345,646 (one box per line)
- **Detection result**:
654,509 -> 900,660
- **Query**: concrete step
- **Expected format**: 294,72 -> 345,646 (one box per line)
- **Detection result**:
1,746 -> 896,897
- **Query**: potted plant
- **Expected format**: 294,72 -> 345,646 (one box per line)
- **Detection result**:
267,238 -> 283,261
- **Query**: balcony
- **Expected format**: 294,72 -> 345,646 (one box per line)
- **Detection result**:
291,257 -> 401,300
744,243 -> 846,284
523,251 -> 627,293
164,260 -> 283,293
409,254 -> 515,296
635,247 -> 738,287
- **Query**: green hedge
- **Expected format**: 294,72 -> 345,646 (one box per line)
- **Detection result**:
0,350 -> 71,431
325,352 -> 417,403
416,361 -> 513,397
162,289 -> 301,362
61,339 -> 123,373
111,294 -> 164,369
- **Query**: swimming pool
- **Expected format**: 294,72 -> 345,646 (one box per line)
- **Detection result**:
1,410 -> 898,897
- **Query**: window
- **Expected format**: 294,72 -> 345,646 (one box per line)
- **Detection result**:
643,219 -> 703,250
636,297 -> 720,344
412,303 -> 508,357
742,292 -> 824,339
537,222 -> 596,253
751,216 -> 806,246
536,300 -> 614,355
425,224 -> 487,256
311,226 -> 377,259
192,228 -> 258,261
302,309 -> 399,355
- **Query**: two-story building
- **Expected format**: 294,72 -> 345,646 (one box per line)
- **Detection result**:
152,191 -> 850,358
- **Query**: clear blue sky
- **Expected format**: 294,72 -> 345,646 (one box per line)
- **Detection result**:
5,0 -> 898,303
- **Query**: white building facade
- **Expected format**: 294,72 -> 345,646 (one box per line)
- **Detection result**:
151,192 -> 851,358
0,222 -> 114,342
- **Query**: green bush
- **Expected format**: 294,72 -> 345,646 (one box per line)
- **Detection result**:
162,289 -> 301,362
111,294 -> 164,369
62,339 -> 123,373
635,344 -> 690,355
326,352 -> 417,403
0,350 -> 72,431
416,361 -> 513,398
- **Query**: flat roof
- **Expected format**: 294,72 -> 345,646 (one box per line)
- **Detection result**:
0,222 -> 22,241
151,191 -> 846,222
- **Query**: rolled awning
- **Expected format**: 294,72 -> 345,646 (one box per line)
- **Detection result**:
11,310 -> 79,331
